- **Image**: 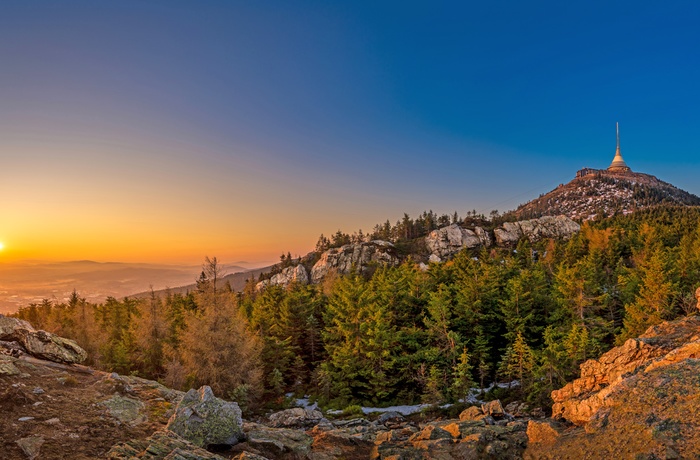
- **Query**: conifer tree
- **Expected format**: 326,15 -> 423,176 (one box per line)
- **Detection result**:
619,247 -> 676,341
451,347 -> 475,403
498,332 -> 536,390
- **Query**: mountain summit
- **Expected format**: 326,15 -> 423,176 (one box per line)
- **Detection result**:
509,125 -> 700,220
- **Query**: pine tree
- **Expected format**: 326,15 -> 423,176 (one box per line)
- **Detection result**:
498,332 -> 536,390
619,247 -> 676,341
451,347 -> 475,403
321,273 -> 396,405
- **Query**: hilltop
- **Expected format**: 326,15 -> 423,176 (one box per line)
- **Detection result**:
507,169 -> 700,221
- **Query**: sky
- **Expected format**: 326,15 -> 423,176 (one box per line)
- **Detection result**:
1,0 -> 700,265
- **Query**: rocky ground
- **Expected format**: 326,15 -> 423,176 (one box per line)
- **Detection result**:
525,316 -> 700,459
5,314 -> 700,459
0,358 -> 183,459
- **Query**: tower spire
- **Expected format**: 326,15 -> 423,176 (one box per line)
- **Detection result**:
608,122 -> 630,173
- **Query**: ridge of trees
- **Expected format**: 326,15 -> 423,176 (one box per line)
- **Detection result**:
12,206 -> 700,413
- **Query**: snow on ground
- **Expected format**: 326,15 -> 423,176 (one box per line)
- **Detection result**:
294,381 -> 519,416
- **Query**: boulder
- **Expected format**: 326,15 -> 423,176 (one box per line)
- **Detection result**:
0,315 -> 87,364
459,406 -> 484,421
0,355 -> 21,376
424,224 -> 492,261
504,401 -> 529,417
481,400 -> 505,418
409,425 -> 453,442
107,430 -> 226,459
166,386 -> 243,449
101,395 -> 147,426
267,407 -> 323,428
494,215 -> 580,246
377,411 -> 405,425
309,430 -> 374,460
241,422 -> 313,458
310,241 -> 399,283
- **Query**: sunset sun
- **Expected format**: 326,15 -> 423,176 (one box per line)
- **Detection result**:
0,242 -> 4,251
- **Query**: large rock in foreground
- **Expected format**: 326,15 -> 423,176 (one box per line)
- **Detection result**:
0,315 -> 87,364
552,316 -> 700,426
311,241 -> 399,283
525,316 -> 700,458
166,386 -> 243,449
107,430 -> 226,459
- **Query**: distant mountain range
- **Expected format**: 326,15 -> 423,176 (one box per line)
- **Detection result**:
505,169 -> 700,221
0,260 -> 255,313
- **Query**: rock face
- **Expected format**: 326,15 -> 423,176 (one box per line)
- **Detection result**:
526,316 -> 700,459
425,224 -> 492,262
0,315 -> 87,364
310,241 -> 399,283
166,386 -> 243,449
424,216 -> 580,262
257,264 -> 310,290
494,215 -> 580,246
551,316 -> 700,426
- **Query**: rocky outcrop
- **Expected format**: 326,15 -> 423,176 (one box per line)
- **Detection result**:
0,315 -> 87,364
166,385 -> 244,449
526,316 -> 700,459
551,316 -> 700,426
310,241 -> 399,283
424,216 -> 580,262
425,224 -> 492,262
257,264 -> 310,290
494,215 -> 580,246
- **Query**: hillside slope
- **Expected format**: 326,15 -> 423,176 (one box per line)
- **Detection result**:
508,170 -> 700,221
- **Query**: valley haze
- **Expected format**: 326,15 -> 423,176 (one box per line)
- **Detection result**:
0,260 -> 261,314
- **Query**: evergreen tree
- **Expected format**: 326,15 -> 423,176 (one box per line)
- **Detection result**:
451,347 -> 475,403
619,247 -> 676,342
498,332 -> 536,390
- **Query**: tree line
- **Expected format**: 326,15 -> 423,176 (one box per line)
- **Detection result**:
13,207 -> 700,412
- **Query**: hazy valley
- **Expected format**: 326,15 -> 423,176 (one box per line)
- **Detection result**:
0,261 -> 256,314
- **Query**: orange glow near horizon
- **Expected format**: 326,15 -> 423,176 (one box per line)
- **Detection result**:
1,135 -> 408,266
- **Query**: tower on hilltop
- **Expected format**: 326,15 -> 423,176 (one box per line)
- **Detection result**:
608,122 -> 631,173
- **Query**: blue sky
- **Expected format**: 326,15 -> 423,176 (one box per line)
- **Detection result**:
1,1 -> 699,263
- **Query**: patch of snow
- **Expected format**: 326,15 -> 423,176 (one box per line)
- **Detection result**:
295,396 -> 319,411
361,404 -> 432,416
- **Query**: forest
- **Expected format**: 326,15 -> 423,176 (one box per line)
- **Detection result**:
13,206 -> 700,414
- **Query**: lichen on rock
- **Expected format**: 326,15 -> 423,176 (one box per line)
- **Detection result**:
166,385 -> 243,449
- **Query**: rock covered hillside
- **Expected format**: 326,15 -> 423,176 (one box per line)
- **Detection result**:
258,215 -> 580,289
508,170 -> 700,221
